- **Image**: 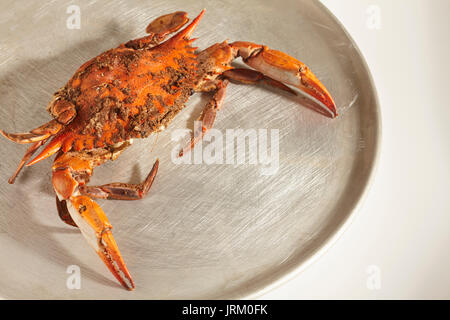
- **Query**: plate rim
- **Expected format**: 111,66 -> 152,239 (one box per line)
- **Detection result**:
239,0 -> 382,299
0,0 -> 382,300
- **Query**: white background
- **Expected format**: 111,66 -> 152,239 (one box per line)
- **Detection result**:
261,0 -> 450,299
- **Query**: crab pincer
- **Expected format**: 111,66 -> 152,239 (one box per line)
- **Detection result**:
229,41 -> 337,117
69,195 -> 135,290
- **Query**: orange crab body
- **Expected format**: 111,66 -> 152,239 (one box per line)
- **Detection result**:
1,10 -> 337,290
60,39 -> 198,152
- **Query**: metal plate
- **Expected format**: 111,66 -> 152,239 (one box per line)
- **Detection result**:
0,0 -> 380,299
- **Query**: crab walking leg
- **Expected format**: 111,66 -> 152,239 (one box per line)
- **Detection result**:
7,138 -> 49,184
230,41 -> 337,117
223,68 -> 297,95
179,80 -> 229,157
55,159 -> 158,230
145,11 -> 189,37
1,98 -> 77,180
0,96 -> 77,144
124,11 -> 189,49
52,152 -> 135,290
0,119 -> 62,144
1,119 -> 63,182
79,159 -> 159,200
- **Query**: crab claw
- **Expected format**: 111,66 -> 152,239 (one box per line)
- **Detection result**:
231,42 -> 337,117
68,195 -> 135,290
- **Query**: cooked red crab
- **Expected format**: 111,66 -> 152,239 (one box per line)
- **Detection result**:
0,10 -> 336,290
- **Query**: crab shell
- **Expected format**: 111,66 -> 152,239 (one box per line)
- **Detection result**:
50,38 -> 199,153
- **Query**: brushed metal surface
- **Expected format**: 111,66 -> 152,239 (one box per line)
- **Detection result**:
0,0 -> 380,299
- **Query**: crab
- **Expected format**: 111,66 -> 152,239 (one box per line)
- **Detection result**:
0,10 -> 336,290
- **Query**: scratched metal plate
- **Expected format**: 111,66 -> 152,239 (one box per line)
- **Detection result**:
0,0 -> 379,299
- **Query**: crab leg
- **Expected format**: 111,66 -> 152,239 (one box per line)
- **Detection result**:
52,152 -> 135,290
0,119 -> 62,144
124,11 -> 189,49
7,138 -> 49,184
179,80 -> 228,157
230,41 -> 337,117
0,97 -> 78,181
223,68 -> 297,95
145,11 -> 189,37
79,159 -> 159,200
